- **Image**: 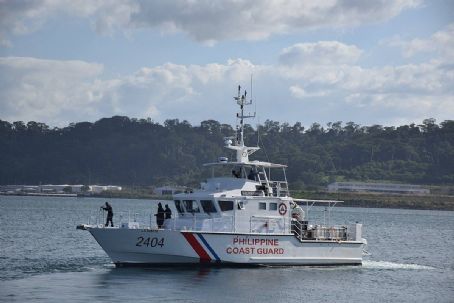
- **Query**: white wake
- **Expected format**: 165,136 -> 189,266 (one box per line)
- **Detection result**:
362,260 -> 435,270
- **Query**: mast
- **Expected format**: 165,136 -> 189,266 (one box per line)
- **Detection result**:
227,85 -> 259,163
234,85 -> 253,146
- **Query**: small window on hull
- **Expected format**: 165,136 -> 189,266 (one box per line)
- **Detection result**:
219,200 -> 234,211
269,202 -> 277,211
259,202 -> 266,210
201,200 -> 217,213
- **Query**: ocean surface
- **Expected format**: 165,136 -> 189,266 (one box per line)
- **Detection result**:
0,195 -> 453,302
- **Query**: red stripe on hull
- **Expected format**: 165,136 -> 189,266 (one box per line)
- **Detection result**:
182,232 -> 212,263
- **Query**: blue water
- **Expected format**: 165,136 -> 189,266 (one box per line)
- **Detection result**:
1,196 -> 453,302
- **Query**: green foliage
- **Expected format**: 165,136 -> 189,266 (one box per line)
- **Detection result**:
81,185 -> 90,192
63,186 -> 72,193
0,117 -> 453,187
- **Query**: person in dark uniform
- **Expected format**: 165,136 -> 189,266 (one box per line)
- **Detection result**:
248,167 -> 258,181
164,204 -> 172,220
101,202 -> 114,227
155,203 -> 165,228
232,169 -> 241,178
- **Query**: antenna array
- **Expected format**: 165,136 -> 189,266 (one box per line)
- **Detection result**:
234,85 -> 255,146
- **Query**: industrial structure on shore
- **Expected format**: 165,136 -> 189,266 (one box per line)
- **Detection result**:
0,184 -> 122,196
327,182 -> 430,195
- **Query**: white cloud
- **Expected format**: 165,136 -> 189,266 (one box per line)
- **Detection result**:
0,0 -> 137,45
280,41 -> 363,66
345,93 -> 454,125
129,0 -> 420,44
0,0 -> 420,45
0,57 -> 104,124
0,56 -> 261,126
289,85 -> 330,99
277,42 -> 453,97
0,1 -> 47,46
276,39 -> 454,124
387,23 -> 454,61
1,37 -> 453,127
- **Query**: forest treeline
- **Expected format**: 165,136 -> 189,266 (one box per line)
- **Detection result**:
0,117 -> 453,188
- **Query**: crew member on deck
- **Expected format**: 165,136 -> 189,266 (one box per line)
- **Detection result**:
155,203 -> 165,228
164,204 -> 172,220
101,202 -> 114,227
232,169 -> 241,178
248,167 -> 258,181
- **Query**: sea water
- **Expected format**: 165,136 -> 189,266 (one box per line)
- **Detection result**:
0,196 -> 453,302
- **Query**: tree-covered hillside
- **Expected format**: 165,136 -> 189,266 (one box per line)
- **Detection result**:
0,117 -> 453,187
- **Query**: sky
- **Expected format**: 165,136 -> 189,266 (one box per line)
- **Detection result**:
0,0 -> 453,128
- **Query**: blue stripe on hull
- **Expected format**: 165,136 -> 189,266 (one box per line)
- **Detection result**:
196,233 -> 221,262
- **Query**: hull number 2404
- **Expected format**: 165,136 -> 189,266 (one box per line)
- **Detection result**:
136,236 -> 165,247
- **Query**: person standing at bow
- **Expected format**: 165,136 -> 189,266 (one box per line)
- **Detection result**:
101,202 -> 114,227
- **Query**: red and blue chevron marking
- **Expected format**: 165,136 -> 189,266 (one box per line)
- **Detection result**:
196,233 -> 221,261
182,232 -> 221,263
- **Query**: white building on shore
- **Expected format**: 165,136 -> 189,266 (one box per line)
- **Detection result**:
0,184 -> 122,194
154,185 -> 186,196
327,182 -> 430,195
89,185 -> 123,194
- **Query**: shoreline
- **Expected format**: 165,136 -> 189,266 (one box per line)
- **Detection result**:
0,192 -> 78,197
92,188 -> 454,211
292,191 -> 454,211
2,190 -> 453,211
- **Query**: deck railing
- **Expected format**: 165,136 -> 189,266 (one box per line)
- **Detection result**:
89,210 -> 141,227
92,210 -> 349,240
270,181 -> 289,197
291,220 -> 347,241
93,210 -> 293,234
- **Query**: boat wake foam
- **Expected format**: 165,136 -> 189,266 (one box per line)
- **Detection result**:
362,260 -> 434,270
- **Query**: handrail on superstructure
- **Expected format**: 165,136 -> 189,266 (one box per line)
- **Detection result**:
202,161 -> 289,197
293,198 -> 344,204
293,199 -> 343,227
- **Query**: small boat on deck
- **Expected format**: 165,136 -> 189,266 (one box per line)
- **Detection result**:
77,86 -> 367,266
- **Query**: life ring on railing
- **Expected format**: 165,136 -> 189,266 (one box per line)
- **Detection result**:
278,203 -> 287,215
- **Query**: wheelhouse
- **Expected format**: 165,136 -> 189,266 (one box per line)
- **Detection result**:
201,160 -> 289,198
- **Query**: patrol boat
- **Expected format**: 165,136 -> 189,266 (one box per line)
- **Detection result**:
77,86 -> 367,266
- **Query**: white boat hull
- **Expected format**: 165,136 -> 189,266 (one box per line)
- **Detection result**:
88,227 -> 365,266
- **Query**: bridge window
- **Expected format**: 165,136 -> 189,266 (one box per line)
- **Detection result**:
183,200 -> 200,213
269,202 -> 277,211
201,200 -> 217,213
174,200 -> 184,213
218,200 -> 234,212
259,202 -> 266,210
